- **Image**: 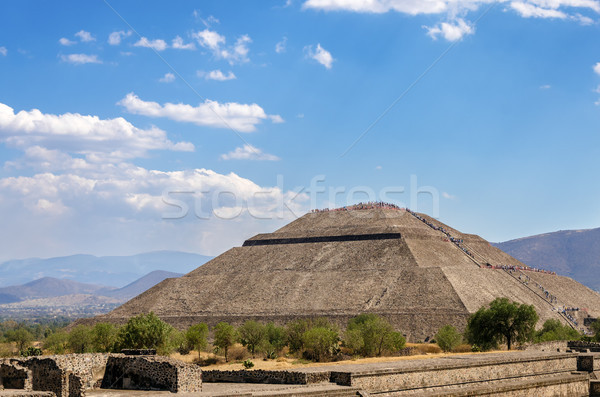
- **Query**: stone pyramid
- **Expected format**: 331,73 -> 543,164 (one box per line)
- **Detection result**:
91,206 -> 600,340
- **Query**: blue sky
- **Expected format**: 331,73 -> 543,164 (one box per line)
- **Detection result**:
1,0 -> 600,261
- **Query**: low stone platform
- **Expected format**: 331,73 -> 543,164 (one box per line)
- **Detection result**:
87,383 -> 360,396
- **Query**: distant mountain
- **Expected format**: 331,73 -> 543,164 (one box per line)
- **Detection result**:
0,270 -> 185,319
0,251 -> 211,288
0,277 -> 112,303
102,270 -> 183,301
494,227 -> 600,290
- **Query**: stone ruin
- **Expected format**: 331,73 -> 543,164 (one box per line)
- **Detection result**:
0,353 -> 201,396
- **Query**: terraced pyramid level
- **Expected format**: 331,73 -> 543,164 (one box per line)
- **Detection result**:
89,207 -> 600,341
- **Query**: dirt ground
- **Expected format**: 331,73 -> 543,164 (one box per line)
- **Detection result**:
170,343 -> 509,371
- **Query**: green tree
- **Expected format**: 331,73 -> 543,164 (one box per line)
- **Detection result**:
435,325 -> 462,352
238,320 -> 266,358
68,325 -> 93,353
43,331 -> 68,354
185,323 -> 209,359
466,298 -> 538,351
214,322 -> 236,362
6,328 -> 34,352
286,319 -> 310,353
302,326 -> 339,362
536,319 -> 580,342
262,322 -> 286,359
115,312 -> 174,354
343,314 -> 405,357
91,323 -> 117,352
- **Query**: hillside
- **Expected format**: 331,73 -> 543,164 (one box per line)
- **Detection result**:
0,277 -> 112,304
103,270 -> 183,300
0,270 -> 184,319
494,227 -> 600,291
85,207 -> 600,341
0,251 -> 211,288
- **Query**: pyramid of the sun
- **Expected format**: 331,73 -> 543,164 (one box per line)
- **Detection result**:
93,208 -> 600,340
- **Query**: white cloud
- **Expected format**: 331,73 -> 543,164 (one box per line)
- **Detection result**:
275,36 -> 287,53
539,84 -> 551,89
60,54 -> 102,65
192,29 -> 252,64
425,18 -> 474,41
159,72 -> 176,83
199,69 -> 237,81
510,2 -> 568,18
304,43 -> 334,69
193,29 -> 225,50
75,30 -> 95,42
303,0 -> 451,14
442,192 -> 456,199
118,93 -> 283,133
375,165 -> 382,170
220,144 -> 281,161
134,37 -> 168,51
108,30 -> 132,45
269,115 -> 285,123
0,164 -> 308,260
0,47 -> 6,56
594,62 -> 600,75
172,36 -> 196,50
303,0 -> 600,37
0,102 -> 193,160
59,38 -> 76,46
572,13 -> 595,24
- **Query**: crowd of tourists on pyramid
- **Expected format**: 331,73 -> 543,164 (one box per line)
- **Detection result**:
489,264 -> 556,276
311,201 -> 403,213
406,209 -> 476,259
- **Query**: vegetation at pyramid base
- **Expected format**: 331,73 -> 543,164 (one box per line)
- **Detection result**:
2,305 -> 588,360
466,298 -> 539,351
435,325 -> 462,352
535,319 -> 581,343
343,313 -> 405,357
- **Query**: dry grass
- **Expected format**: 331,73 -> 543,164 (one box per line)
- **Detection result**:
414,344 -> 442,354
187,344 -> 506,371
452,344 -> 473,353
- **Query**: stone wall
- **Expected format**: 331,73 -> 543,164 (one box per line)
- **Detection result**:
100,355 -> 201,393
0,353 -> 200,396
330,353 -> 578,393
524,340 -> 568,352
202,369 -> 330,385
0,360 -> 32,390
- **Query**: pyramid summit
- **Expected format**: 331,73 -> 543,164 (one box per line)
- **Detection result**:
88,205 -> 600,340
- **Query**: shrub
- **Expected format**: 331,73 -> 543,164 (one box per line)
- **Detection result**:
20,346 -> 42,357
435,325 -> 462,352
115,312 -> 174,354
343,314 -> 405,357
262,322 -> 286,359
43,331 -> 68,354
536,319 -> 581,342
91,323 -> 117,353
302,326 -> 339,362
286,319 -> 310,353
67,325 -> 93,354
243,359 -> 254,369
228,344 -> 249,361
